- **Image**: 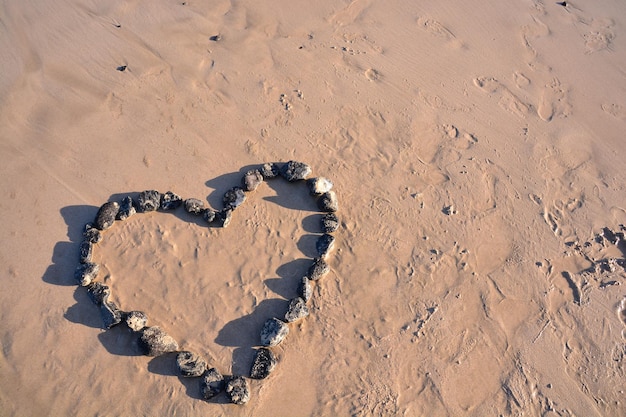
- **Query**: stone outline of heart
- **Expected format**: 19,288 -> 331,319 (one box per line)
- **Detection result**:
72,161 -> 339,405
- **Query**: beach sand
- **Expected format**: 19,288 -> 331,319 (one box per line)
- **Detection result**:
1,0 -> 625,415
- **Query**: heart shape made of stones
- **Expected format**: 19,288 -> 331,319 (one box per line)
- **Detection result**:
73,161 -> 339,405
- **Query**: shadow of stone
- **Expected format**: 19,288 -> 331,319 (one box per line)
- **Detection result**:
97,325 -> 143,356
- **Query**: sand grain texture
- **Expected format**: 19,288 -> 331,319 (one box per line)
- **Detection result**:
1,0 -> 626,416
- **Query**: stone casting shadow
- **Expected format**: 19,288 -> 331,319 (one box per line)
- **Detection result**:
43,165 -> 328,403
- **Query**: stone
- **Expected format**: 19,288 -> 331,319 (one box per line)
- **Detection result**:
242,170 -> 264,191
125,311 -> 148,331
201,368 -> 225,400
83,224 -> 103,244
94,201 -> 119,230
160,191 -> 183,210
184,198 -> 205,215
79,240 -> 93,263
285,297 -> 309,323
75,262 -> 99,286
100,299 -> 122,329
307,177 -> 333,195
176,351 -> 208,377
86,282 -> 110,305
321,213 -> 340,233
280,161 -> 312,182
226,376 -> 250,405
138,190 -> 161,212
117,196 -> 136,220
317,191 -> 338,212
308,257 -> 330,281
316,234 -> 335,258
298,276 -> 312,302
260,318 -> 289,347
138,326 -> 179,356
215,209 -> 233,228
250,348 -> 277,379
223,187 -> 246,210
202,208 -> 216,223
260,162 -> 280,179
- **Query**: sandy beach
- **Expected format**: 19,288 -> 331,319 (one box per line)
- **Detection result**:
1,0 -> 625,415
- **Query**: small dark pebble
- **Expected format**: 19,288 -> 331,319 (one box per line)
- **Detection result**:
75,262 -> 100,286
298,276 -> 312,302
308,257 -> 330,281
117,65 -> 127,72
321,213 -> 340,233
209,34 -> 221,41
557,1 -> 567,6
280,161 -> 312,182
260,162 -> 280,179
176,351 -> 208,377
83,224 -> 103,244
215,209 -> 233,227
226,376 -> 250,405
260,318 -> 289,347
316,233 -> 335,258
201,368 -> 225,400
184,198 -> 205,215
202,208 -> 216,223
138,326 -> 179,356
242,170 -> 264,191
307,177 -> 333,195
138,190 -> 161,212
317,191 -> 338,212
94,201 -> 120,230
86,282 -> 110,306
223,187 -> 246,210
124,310 -> 148,331
79,240 -> 94,263
250,348 -> 277,379
285,297 -> 309,322
117,196 -> 136,220
160,191 -> 183,210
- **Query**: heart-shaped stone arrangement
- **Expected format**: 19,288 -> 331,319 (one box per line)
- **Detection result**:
73,161 -> 339,405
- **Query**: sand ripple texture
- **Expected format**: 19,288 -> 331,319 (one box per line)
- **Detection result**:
1,0 -> 626,416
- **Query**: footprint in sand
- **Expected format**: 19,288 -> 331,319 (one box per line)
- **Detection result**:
601,103 -> 626,120
416,16 -> 464,48
537,78 -> 571,122
619,298 -> 626,337
365,68 -> 381,82
474,76 -> 530,118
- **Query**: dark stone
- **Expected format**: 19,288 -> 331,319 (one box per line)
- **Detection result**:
125,311 -> 148,331
79,240 -> 93,263
184,198 -> 205,215
280,161 -> 312,182
308,257 -> 330,281
321,213 -> 340,233
215,209 -> 233,228
260,318 -> 289,347
202,208 -> 216,223
83,224 -> 103,244
285,297 -> 309,322
260,163 -> 280,179
138,326 -> 179,356
138,190 -> 161,212
317,191 -> 338,212
86,282 -> 110,305
75,262 -> 99,286
316,234 -> 335,258
223,187 -> 246,210
94,201 -> 119,230
117,196 -> 136,220
100,299 -> 122,329
298,276 -> 312,302
201,368 -> 225,400
226,376 -> 250,405
209,34 -> 221,41
176,351 -> 208,377
242,170 -> 264,191
160,191 -> 183,210
250,348 -> 277,379
307,177 -> 333,195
